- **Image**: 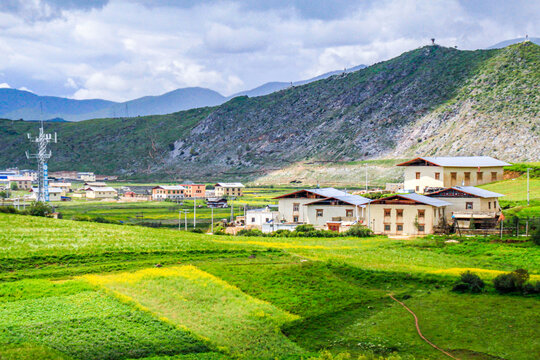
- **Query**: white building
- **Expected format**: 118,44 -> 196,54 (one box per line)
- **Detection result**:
245,206 -> 280,228
77,172 -> 96,182
397,156 -> 510,193
30,187 -> 62,201
274,188 -> 370,230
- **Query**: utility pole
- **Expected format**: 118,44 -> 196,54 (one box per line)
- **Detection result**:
527,168 -> 530,206
364,164 -> 368,192
185,211 -> 188,231
193,198 -> 196,228
211,207 -> 214,233
178,210 -> 181,230
26,121 -> 57,202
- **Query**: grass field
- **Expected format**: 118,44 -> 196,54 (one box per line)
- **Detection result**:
0,210 -> 539,359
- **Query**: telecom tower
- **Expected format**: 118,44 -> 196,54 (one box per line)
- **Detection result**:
26,121 -> 57,202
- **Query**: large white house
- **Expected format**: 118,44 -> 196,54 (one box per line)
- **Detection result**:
274,188 -> 370,230
245,206 -> 280,228
30,187 -> 62,201
214,183 -> 245,197
85,186 -> 118,200
397,156 -> 510,193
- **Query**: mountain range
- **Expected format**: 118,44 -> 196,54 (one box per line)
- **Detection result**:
0,41 -> 538,181
0,66 -> 365,122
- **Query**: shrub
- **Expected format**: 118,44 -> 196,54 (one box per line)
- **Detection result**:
345,225 -> 373,237
237,228 -> 263,237
0,206 -> 18,214
10,182 -> 18,190
452,271 -> 485,293
295,224 -> 315,232
190,228 -> 204,234
22,201 -> 53,217
493,269 -> 529,294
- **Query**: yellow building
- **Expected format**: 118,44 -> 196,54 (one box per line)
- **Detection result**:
214,183 -> 245,197
397,156 -> 510,193
368,193 -> 449,236
85,186 -> 117,200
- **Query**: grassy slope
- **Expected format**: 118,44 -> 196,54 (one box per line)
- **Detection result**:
85,266 -> 303,359
1,214 -> 539,360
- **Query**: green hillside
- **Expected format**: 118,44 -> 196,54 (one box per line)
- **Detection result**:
1,42 -> 538,181
1,213 -> 539,359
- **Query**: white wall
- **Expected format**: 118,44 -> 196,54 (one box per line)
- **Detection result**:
305,205 -> 364,227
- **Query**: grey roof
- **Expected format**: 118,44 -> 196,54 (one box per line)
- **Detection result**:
309,187 -> 349,197
154,185 -> 185,190
215,182 -> 245,188
86,186 -> 117,192
452,186 -> 505,198
417,156 -> 510,167
398,193 -> 450,207
307,194 -> 371,206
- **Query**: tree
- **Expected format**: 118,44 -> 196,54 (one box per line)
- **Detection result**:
10,182 -> 18,191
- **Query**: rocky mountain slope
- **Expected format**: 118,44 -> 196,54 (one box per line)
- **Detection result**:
1,42 -> 538,181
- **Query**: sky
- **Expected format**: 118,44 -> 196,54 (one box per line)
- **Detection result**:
0,0 -> 537,102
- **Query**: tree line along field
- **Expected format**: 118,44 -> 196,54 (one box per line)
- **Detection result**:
0,213 -> 539,360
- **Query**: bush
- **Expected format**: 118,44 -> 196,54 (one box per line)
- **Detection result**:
22,201 -> 53,217
0,206 -> 18,214
237,228 -> 263,236
452,271 -> 485,293
295,224 -> 315,232
493,269 -> 530,294
190,228 -> 204,234
10,182 -> 18,190
345,225 -> 373,237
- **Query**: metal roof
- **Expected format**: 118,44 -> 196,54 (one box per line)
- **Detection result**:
306,193 -> 371,206
398,156 -> 511,167
86,186 -> 117,192
215,182 -> 245,188
154,185 -> 185,190
371,193 -> 450,207
31,187 -> 62,193
452,186 -> 504,198
309,187 -> 349,197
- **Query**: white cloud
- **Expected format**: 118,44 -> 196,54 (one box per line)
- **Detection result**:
0,0 -> 536,101
0,82 -> 10,88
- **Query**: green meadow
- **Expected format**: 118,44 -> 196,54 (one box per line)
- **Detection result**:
0,213 -> 539,359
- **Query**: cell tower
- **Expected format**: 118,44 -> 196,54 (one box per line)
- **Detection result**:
26,121 -> 57,202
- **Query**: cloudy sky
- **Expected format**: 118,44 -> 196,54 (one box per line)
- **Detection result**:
0,0 -> 537,101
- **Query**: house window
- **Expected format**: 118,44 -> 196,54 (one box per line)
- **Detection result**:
415,172 -> 421,179
251,217 -> 256,223
396,209 -> 403,219
434,172 -> 440,180
265,218 -> 269,222
316,209 -> 324,217
418,209 -> 425,220
384,209 -> 391,217
451,172 -> 457,185
491,172 -> 497,181
477,172 -> 483,181
464,172 -> 470,185
384,224 -> 391,231
397,224 -> 403,231
488,202 -> 491,209
415,186 -> 420,192
293,216 -> 299,222
418,225 -> 425,232
466,202 -> 473,209
293,203 -> 300,212
346,209 -> 354,217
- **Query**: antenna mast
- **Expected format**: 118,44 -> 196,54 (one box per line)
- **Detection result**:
26,122 -> 57,202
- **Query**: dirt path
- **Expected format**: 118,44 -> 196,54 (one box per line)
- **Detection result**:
388,294 -> 460,360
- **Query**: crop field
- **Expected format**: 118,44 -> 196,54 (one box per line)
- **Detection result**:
1,213 -> 539,359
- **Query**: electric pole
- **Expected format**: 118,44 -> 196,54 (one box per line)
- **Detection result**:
193,198 -> 196,228
527,168 -> 530,206
26,121 -> 57,202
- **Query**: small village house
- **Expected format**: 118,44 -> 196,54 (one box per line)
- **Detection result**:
214,183 -> 245,197
274,188 -> 370,230
84,182 -> 107,187
151,185 -> 185,200
85,186 -> 118,200
245,205 -> 280,228
49,182 -> 72,193
7,176 -> 33,190
30,187 -> 62,201
77,172 -> 96,182
206,197 -> 228,208
425,186 -> 504,229
181,184 -> 206,198
368,193 -> 449,236
397,156 -> 510,193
